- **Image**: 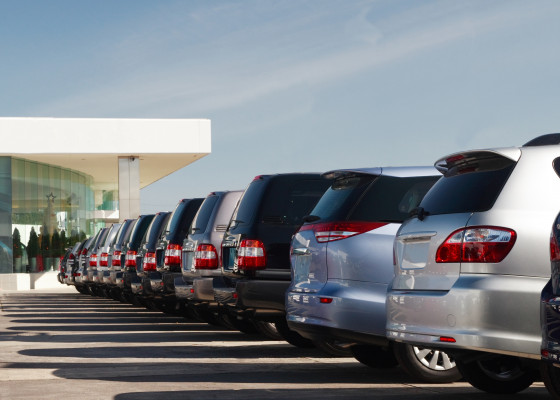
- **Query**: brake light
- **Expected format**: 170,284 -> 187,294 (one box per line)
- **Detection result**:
112,250 -> 122,266
551,232 -> 560,261
89,253 -> 98,267
69,253 -> 75,260
299,221 -> 388,243
436,226 -> 516,263
144,252 -> 157,271
439,336 -> 456,343
165,244 -> 182,266
319,297 -> 333,304
236,239 -> 266,270
194,244 -> 218,269
125,250 -> 137,267
99,253 -> 109,267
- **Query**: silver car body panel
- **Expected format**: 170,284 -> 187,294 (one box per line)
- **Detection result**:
286,166 -> 440,338
387,145 -> 560,359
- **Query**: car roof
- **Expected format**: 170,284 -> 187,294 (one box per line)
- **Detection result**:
322,166 -> 439,179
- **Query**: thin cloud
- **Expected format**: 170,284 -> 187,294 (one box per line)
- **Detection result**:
33,1 -> 553,118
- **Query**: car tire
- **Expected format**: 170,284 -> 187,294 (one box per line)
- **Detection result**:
254,321 -> 283,340
541,362 -> 560,399
274,319 -> 315,348
314,338 -> 353,357
393,342 -> 462,383
351,344 -> 399,368
455,355 -> 535,393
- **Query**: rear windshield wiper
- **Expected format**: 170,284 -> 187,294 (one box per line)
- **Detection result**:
409,207 -> 430,221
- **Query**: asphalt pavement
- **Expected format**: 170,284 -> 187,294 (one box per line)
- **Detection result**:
0,287 -> 551,400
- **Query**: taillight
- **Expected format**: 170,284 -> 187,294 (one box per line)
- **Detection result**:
89,253 -> 98,267
69,253 -> 75,260
165,244 -> 182,266
436,226 -> 516,263
236,239 -> 266,270
551,232 -> 560,261
112,250 -> 122,266
299,221 -> 388,243
194,244 -> 218,269
99,253 -> 108,267
125,250 -> 137,267
144,252 -> 157,271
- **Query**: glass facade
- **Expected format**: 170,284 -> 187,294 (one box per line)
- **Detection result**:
1,157 -> 118,274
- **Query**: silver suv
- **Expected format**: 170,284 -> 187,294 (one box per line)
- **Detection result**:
286,167 -> 459,383
387,134 -> 560,394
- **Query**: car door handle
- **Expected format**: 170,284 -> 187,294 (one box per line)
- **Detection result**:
292,248 -> 310,255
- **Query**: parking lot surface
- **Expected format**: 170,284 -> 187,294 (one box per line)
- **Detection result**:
0,288 -> 551,400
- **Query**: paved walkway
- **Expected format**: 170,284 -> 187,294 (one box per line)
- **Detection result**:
0,288 -> 551,399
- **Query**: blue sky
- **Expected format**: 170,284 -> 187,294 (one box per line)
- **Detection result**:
2,0 -> 560,213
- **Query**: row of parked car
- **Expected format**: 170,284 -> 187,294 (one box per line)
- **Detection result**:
57,133 -> 560,398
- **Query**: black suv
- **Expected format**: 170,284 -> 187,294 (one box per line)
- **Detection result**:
215,173 -> 333,343
120,214 -> 155,302
149,198 -> 204,310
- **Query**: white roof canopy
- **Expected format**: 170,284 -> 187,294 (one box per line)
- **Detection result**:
0,117 -> 211,190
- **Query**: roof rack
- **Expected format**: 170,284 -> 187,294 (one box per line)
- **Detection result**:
523,133 -> 560,147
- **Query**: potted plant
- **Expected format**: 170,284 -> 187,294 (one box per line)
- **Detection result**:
12,228 -> 23,273
27,227 -> 39,272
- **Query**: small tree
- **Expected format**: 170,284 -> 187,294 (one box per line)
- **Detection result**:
41,226 -> 51,259
51,230 -> 61,258
27,227 -> 39,258
60,230 -> 67,250
12,228 -> 22,259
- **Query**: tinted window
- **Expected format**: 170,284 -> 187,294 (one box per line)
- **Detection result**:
259,178 -> 330,226
190,195 -> 219,234
420,164 -> 515,215
311,175 -> 438,223
166,202 -> 186,234
230,179 -> 266,226
311,176 -> 375,221
144,213 -> 170,247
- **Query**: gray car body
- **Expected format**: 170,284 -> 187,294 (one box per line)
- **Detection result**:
387,144 -> 560,359
286,166 -> 440,341
175,190 -> 243,300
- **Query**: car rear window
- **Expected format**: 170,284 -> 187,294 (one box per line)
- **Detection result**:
259,178 -> 330,226
311,175 -> 438,223
190,195 -> 219,234
420,156 -> 516,215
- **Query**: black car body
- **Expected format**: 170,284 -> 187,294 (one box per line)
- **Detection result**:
131,211 -> 171,299
120,214 -> 155,300
216,173 -> 332,338
148,198 -> 203,306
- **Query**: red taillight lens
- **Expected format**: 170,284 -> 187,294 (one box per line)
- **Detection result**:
194,244 -> 218,269
319,297 -> 333,304
436,227 -> 516,263
144,252 -> 157,271
551,232 -> 560,261
237,239 -> 266,270
99,253 -> 108,267
69,253 -> 75,260
439,336 -> 456,343
165,244 -> 182,266
112,250 -> 122,266
299,221 -> 388,243
125,250 -> 137,267
89,253 -> 98,267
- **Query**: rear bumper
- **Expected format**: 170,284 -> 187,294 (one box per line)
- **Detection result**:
286,280 -> 388,338
235,279 -> 290,315
386,274 -> 548,359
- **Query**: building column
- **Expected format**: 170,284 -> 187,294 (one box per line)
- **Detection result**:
118,156 -> 140,221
